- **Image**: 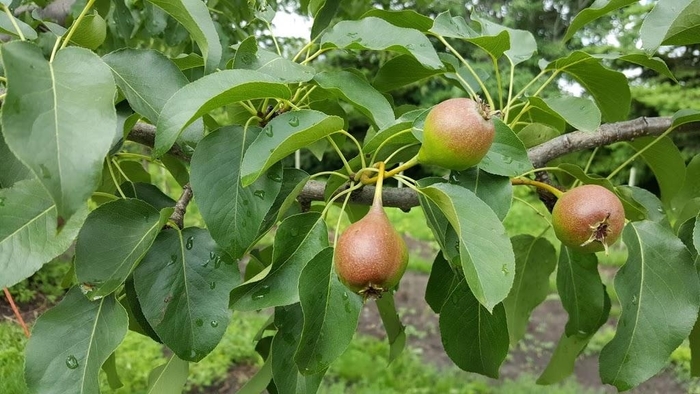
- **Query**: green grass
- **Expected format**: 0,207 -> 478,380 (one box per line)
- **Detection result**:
0,323 -> 28,394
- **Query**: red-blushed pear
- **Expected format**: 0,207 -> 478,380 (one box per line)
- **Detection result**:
417,97 -> 496,170
334,164 -> 409,299
552,184 -> 625,254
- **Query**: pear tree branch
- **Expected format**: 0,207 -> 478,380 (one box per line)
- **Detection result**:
125,116 -> 700,209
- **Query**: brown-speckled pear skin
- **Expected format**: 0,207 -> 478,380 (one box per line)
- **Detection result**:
334,204 -> 409,294
552,184 -> 625,253
418,98 -> 495,170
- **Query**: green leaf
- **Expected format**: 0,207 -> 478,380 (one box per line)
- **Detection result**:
232,36 -> 315,83
373,55 -> 444,92
691,316 -> 700,377
1,42 -> 117,221
618,186 -> 669,227
360,8 -> 433,31
271,304 -> 326,394
439,279 -> 509,378
662,0 -> 700,46
545,51 -> 630,122
671,155 -> 700,218
363,109 -> 422,153
145,0 -> 222,73
593,53 -> 677,82
694,214 -> 700,254
672,108 -> 700,128
535,96 -> 601,132
419,183 -> 515,311
25,287 -> 128,394
557,247 -> 607,337
431,13 -> 511,60
640,0 -> 698,52
154,69 -> 292,157
133,228 -> 241,361
320,17 -> 443,70
0,11 -> 37,39
472,15 -> 537,65
429,11 -> 478,39
376,293 -> 407,364
239,358 -> 273,394
564,0 -> 637,42
74,198 -> 167,300
0,179 -> 87,288
121,182 -> 176,211
502,235 -> 557,344
146,355 -> 189,394
310,0 -> 340,39
102,353 -> 123,390
262,168 -> 310,229
0,132 -> 31,187
122,278 -> 161,343
600,221 -> 700,390
68,13 -> 107,50
425,253 -> 459,313
112,0 -> 135,38
295,248 -> 363,374
628,136 -> 685,206
449,168 -> 512,221
240,110 -> 344,186
315,70 -> 395,129
517,123 -> 560,148
478,118 -> 533,178
230,212 -> 328,311
190,126 -> 284,259
103,49 -> 188,124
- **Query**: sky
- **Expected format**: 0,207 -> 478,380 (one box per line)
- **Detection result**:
271,11 -> 312,38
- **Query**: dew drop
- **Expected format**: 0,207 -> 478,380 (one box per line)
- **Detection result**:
251,285 -> 271,300
631,295 -> 638,305
39,164 -> 51,179
503,156 -> 513,164
288,116 -> 300,127
267,172 -> 283,182
242,199 -> 250,206
202,259 -> 210,268
290,227 -> 299,237
196,318 -> 204,327
254,190 -> 266,200
214,256 -> 222,269
344,302 -> 352,313
209,251 -> 216,260
210,320 -> 219,328
209,281 -> 216,289
342,292 -> 349,300
501,264 -> 509,275
189,350 -> 197,359
65,355 -> 79,369
168,254 -> 177,265
185,236 -> 194,250
264,126 -> 274,137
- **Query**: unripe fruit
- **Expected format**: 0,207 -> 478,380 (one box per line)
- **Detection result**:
552,184 -> 625,254
417,98 -> 496,170
334,203 -> 409,299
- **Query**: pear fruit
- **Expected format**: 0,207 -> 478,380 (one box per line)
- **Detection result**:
334,164 -> 408,298
417,98 -> 495,170
552,184 -> 625,254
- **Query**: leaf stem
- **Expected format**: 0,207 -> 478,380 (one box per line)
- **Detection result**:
292,41 -> 315,63
320,181 -> 364,219
513,196 -> 553,228
383,143 -> 419,165
504,59 -> 515,120
336,130 -> 366,169
3,288 -> 29,338
362,155 -> 419,185
301,48 -> 331,65
2,4 -> 25,41
106,159 -> 126,198
309,171 -> 350,181
111,158 -> 132,183
92,192 -> 119,201
369,128 -> 412,165
574,147 -> 599,188
511,177 -> 564,198
491,55 -> 503,109
437,35 -> 494,110
606,126 -> 675,180
327,135 -> 354,174
333,181 -> 356,247
59,0 -> 96,51
516,166 -> 563,178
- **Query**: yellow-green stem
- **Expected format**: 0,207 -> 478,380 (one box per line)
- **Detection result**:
292,41 -> 315,63
491,55 -> 503,109
321,181 -> 364,219
2,4 -> 25,41
333,181 -> 356,247
327,136 -> 354,174
513,196 -> 553,228
92,192 -> 119,201
511,177 -> 564,198
437,35 -> 495,110
383,143 -> 419,166
362,155 -> 419,185
369,128 -> 411,165
309,171 -> 350,181
574,147 -> 599,188
504,59 -> 515,120
336,130 -> 366,169
106,159 -> 125,198
607,126 -> 675,180
111,158 -> 132,183
373,162 -> 386,206
59,0 -> 96,51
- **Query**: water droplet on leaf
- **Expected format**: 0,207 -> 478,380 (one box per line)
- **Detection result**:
264,126 -> 273,137
209,251 -> 216,260
168,254 -> 177,265
196,318 -> 204,327
288,116 -> 299,127
631,295 -> 638,305
210,320 -> 219,328
251,285 -> 271,300
209,281 -> 216,289
254,190 -> 266,200
185,236 -> 194,250
267,173 -> 283,182
342,292 -> 349,300
501,264 -> 509,275
214,256 -> 222,268
65,355 -> 79,369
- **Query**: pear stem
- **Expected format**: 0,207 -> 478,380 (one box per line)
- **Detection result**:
511,178 -> 564,198
362,155 -> 419,185
373,162 -> 386,206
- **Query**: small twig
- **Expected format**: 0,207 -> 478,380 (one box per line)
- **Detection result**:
3,287 -> 30,338
169,183 -> 193,229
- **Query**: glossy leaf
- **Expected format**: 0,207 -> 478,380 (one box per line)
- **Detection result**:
536,96 -> 601,132
25,287 -> 128,394
472,15 -> 537,65
310,0 -> 340,39
363,110 -> 422,153
315,70 -> 395,129
121,182 -> 176,211
373,55 -> 444,92
145,0 -> 221,73
240,110 -> 344,186
271,304 -> 326,394
74,199 -> 168,300
1,42 -> 117,221
593,53 -> 677,81
361,8 -> 433,31
295,248 -> 363,374
479,119 -> 533,180
640,0 -> 696,52
320,17 -> 443,70
190,126 -> 283,259
0,179 -> 87,288
146,355 -> 189,394
431,13 -> 510,60
103,49 -> 188,123
557,247 -> 607,337
230,212 -> 328,311
517,123 -> 560,148
564,0 -> 637,42
503,235 -> 557,344
545,51 -> 630,122
439,279 -> 509,378
449,168 -> 513,221
600,221 -> 700,390
233,36 -> 315,83
134,228 -> 241,361
661,0 -> 700,46
628,136 -> 685,206
154,69 -> 292,157
425,253 -> 459,313
376,293 -> 407,364
419,183 -> 515,311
